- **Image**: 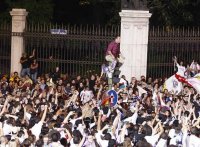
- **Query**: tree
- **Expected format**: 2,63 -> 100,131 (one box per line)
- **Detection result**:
148,0 -> 200,26
0,0 -> 200,26
0,0 -> 54,23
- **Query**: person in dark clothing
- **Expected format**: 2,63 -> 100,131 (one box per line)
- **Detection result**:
89,75 -> 96,94
20,49 -> 35,77
30,59 -> 38,83
51,67 -> 61,83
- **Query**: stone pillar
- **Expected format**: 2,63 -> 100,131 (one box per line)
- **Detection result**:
10,9 -> 28,74
119,10 -> 151,82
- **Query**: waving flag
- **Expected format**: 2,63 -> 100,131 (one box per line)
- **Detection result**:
187,73 -> 200,93
164,75 -> 183,94
164,62 -> 186,94
175,74 -> 192,87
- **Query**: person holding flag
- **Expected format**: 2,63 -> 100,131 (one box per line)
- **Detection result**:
166,57 -> 200,94
173,56 -> 186,77
164,57 -> 186,94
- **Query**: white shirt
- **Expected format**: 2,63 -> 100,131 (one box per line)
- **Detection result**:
156,138 -> 167,147
119,78 -> 127,87
69,116 -> 82,130
186,134 -> 200,147
123,111 -> 138,125
48,142 -> 64,147
80,90 -> 93,104
190,62 -> 200,73
30,121 -> 43,140
95,131 -> 109,147
25,112 -> 31,120
70,139 -> 79,147
3,122 -> 12,135
145,134 -> 160,146
177,64 -> 186,77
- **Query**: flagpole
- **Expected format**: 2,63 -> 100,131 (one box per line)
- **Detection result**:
173,56 -> 177,72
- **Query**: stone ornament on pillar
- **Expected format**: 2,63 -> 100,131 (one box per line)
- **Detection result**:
10,9 -> 28,74
123,24 -> 131,29
121,0 -> 148,10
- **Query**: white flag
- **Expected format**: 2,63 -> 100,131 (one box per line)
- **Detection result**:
164,75 -> 183,94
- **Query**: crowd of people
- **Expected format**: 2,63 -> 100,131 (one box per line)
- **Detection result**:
0,59 -> 199,147
0,36 -> 199,147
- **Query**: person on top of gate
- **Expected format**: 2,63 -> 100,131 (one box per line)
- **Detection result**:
105,36 -> 125,72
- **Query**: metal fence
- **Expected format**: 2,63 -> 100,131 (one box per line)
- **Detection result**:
24,24 -> 120,77
0,23 -> 200,79
0,22 -> 11,75
148,27 -> 200,78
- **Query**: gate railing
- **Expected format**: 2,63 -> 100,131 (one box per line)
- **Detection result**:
0,22 -> 200,79
24,23 -> 120,77
148,26 -> 200,78
0,22 -> 11,75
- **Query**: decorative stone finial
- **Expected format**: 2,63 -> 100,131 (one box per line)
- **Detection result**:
121,0 -> 148,10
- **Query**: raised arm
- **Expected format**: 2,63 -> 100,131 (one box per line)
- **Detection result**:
55,92 -> 58,105
112,112 -> 121,135
193,117 -> 200,127
97,84 -> 103,101
65,128 -> 72,143
0,98 -> 9,116
29,49 -> 35,58
0,122 -> 3,136
5,114 -> 18,120
97,111 -> 102,131
63,111 -> 74,124
78,136 -> 86,147
119,123 -> 128,143
40,105 -> 48,123
173,56 -> 178,65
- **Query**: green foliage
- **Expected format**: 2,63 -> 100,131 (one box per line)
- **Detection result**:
148,0 -> 200,26
0,0 -> 54,23
0,0 -> 200,26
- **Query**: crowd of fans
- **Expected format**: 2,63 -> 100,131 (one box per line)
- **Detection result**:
0,49 -> 199,147
0,67 -> 199,147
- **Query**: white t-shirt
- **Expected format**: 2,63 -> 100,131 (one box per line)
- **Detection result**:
123,112 -> 138,125
119,78 -> 127,87
177,64 -> 186,77
145,134 -> 160,146
48,142 -> 64,147
80,90 -> 94,104
186,134 -> 200,147
3,122 -> 12,135
30,121 -> 43,140
169,129 -> 183,146
70,139 -> 79,147
69,116 -> 82,130
156,138 -> 167,147
25,112 -> 31,120
95,131 -> 109,147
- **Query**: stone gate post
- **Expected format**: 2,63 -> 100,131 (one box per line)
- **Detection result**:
119,10 -> 151,81
10,9 -> 28,74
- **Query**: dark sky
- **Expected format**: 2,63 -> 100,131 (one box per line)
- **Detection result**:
52,0 -> 117,24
